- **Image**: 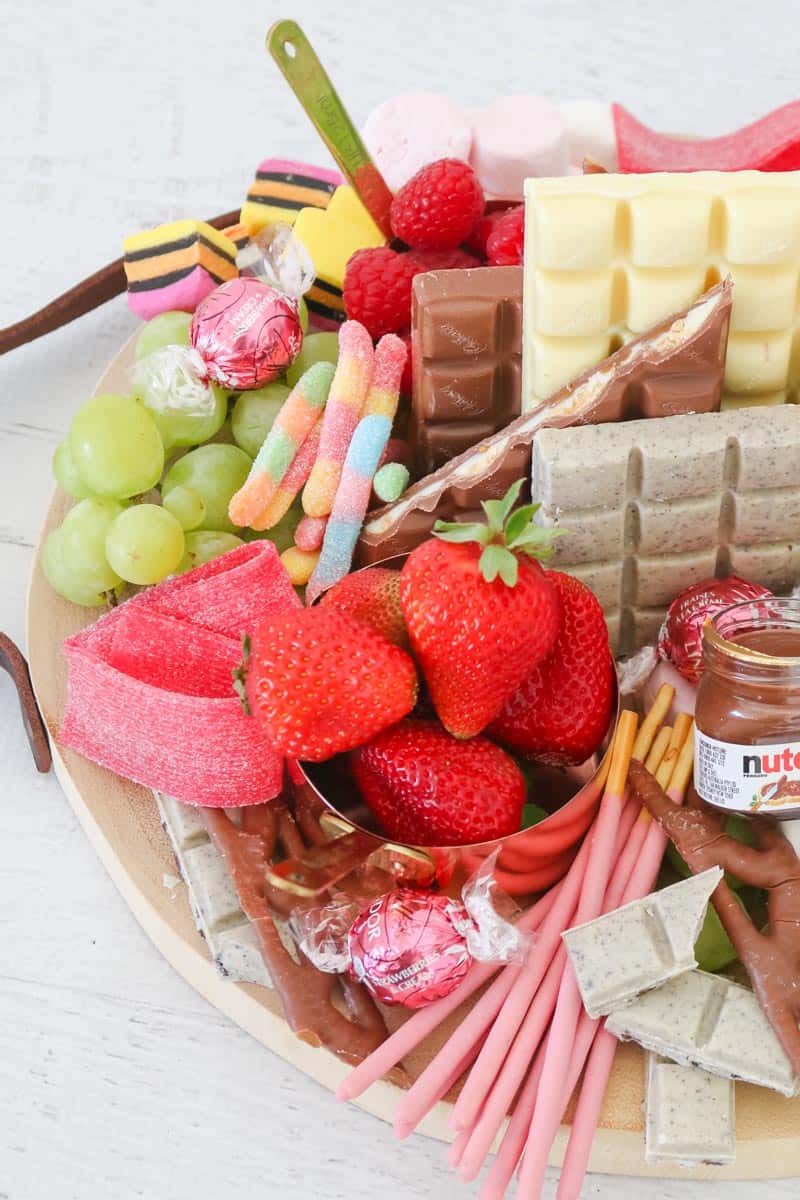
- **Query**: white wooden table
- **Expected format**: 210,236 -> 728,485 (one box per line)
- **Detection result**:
1,1 -> 797,1195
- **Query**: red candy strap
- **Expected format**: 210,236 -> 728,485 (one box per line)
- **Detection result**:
614,101 -> 800,173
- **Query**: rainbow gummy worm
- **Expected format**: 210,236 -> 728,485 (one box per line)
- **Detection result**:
306,334 -> 406,603
228,361 -> 334,528
251,421 -> 322,531
302,321 -> 375,519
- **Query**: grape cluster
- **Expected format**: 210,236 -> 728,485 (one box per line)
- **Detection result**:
45,309 -> 337,607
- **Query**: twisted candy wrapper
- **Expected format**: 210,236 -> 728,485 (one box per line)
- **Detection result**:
60,542 -> 300,807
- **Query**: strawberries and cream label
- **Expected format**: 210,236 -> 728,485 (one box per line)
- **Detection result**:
696,729 -> 800,813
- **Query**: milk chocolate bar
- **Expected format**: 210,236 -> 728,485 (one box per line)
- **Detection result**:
532,403 -> 800,654
357,281 -> 731,565
645,1053 -> 736,1166
523,170 -> 800,409
606,969 -> 798,1097
562,868 -> 721,1019
410,267 -> 522,474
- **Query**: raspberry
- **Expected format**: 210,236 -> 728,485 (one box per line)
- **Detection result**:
390,159 -> 485,251
465,207 -> 515,258
343,247 -> 418,339
407,247 -> 480,271
486,204 -> 524,266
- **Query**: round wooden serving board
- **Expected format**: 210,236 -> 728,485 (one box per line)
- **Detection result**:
26,336 -> 800,1182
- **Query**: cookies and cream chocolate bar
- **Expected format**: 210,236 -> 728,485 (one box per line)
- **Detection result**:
356,280 -> 731,565
562,868 -> 722,1019
523,170 -> 800,409
645,1054 -> 736,1166
532,403 -> 800,654
157,792 -> 270,986
606,969 -> 798,1097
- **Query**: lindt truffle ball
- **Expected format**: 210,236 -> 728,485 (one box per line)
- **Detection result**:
190,277 -> 302,390
348,889 -> 472,1008
659,576 -> 773,682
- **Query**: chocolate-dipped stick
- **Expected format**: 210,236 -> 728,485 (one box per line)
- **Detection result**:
633,763 -> 800,1076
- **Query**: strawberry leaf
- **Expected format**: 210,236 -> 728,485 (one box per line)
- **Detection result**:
433,520 -> 490,545
504,503 -> 541,546
481,479 -> 524,535
480,544 -> 518,586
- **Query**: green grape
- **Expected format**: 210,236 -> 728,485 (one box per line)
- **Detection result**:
161,444 -> 252,534
231,383 -> 290,458
286,331 -> 339,387
694,897 -> 740,973
42,527 -> 114,607
132,359 -> 228,451
298,296 -> 309,334
177,530 -> 244,573
60,497 -> 126,594
134,311 -> 192,360
53,440 -> 94,500
69,393 -> 164,499
163,485 -> 206,531
265,503 -> 302,553
105,504 -> 185,585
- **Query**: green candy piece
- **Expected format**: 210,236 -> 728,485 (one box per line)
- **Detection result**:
373,462 -> 410,503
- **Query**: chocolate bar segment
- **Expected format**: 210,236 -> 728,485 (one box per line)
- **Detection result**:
411,267 -> 522,473
357,280 -> 731,566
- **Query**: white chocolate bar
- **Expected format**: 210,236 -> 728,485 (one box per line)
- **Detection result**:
563,868 -> 722,1019
606,969 -> 798,1097
531,405 -> 800,654
157,792 -> 270,986
523,170 -> 800,409
645,1053 -> 735,1167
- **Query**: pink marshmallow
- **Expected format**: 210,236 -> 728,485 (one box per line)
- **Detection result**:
469,95 -> 570,198
362,92 -> 472,192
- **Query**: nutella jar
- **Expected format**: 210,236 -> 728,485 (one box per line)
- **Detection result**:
695,598 -> 800,818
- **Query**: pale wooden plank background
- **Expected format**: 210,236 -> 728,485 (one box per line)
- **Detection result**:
1,0 -> 797,1196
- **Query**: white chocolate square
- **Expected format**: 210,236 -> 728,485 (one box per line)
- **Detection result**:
533,269 -> 614,337
529,192 -> 618,270
725,330 -> 793,394
629,191 -> 713,267
625,266 -> 708,334
529,332 -> 613,399
722,188 -> 800,265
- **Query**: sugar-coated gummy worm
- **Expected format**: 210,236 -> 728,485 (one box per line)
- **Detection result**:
306,334 -> 406,603
302,321 -> 375,518
228,361 -> 334,528
251,421 -> 323,531
294,514 -> 328,553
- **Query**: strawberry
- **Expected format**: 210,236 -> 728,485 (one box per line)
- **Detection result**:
352,719 -> 525,845
320,567 -> 409,649
399,480 -> 562,739
244,607 -> 417,761
490,571 -> 615,766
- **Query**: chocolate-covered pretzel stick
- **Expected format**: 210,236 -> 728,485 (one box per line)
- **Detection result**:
0,633 -> 51,772
0,209 -> 240,356
200,799 -> 388,1065
629,759 -> 800,1077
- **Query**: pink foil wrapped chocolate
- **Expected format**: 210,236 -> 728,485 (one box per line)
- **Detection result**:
658,576 -> 773,683
190,276 -> 303,390
348,890 -> 472,1008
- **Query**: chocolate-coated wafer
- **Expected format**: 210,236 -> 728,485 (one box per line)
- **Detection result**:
357,281 -> 731,565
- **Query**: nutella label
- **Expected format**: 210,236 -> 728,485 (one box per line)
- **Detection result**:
696,730 -> 800,814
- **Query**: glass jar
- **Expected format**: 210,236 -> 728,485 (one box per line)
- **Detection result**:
695,597 -> 800,818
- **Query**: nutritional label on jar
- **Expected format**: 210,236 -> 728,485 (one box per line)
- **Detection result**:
695,729 -> 800,814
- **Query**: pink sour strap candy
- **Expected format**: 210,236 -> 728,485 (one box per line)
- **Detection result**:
614,100 -> 800,173
60,542 -> 299,807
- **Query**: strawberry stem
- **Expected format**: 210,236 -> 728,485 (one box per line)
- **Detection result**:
433,479 -> 567,586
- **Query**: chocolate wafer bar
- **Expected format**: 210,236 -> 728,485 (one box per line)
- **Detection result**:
532,404 -> 800,654
410,267 -> 522,473
357,281 -> 731,565
523,171 -> 800,409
